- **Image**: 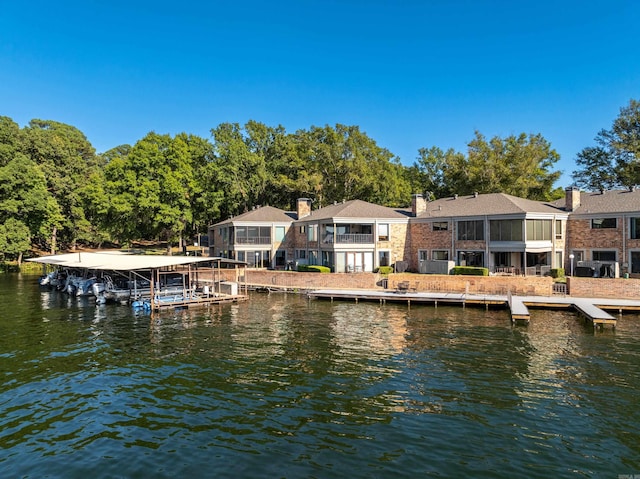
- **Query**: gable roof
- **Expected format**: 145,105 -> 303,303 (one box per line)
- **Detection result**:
299,199 -> 409,222
213,206 -> 296,226
552,189 -> 640,215
417,193 -> 564,218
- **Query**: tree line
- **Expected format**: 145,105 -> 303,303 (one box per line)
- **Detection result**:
0,98 -> 637,263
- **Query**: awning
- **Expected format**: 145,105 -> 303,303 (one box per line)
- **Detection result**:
27,252 -> 246,271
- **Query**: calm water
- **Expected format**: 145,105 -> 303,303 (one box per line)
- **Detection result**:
1,274 -> 640,478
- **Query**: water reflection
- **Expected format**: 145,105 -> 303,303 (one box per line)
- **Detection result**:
2,277 -> 640,478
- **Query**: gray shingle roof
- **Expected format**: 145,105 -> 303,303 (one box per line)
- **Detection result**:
418,193 -> 564,218
300,199 -> 409,221
552,189 -> 640,215
213,206 -> 296,226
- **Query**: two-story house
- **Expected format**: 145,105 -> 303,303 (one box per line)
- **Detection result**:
408,192 -> 569,275
559,187 -> 640,276
293,199 -> 410,273
209,205 -> 298,269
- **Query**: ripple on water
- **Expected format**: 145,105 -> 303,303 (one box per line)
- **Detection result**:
2,280 -> 640,478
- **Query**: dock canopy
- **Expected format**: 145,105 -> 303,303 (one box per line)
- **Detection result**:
27,252 -> 245,271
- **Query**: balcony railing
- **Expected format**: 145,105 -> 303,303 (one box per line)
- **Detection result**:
323,233 -> 374,244
235,236 -> 272,245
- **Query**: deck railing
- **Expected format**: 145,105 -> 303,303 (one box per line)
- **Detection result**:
323,234 -> 374,244
235,236 -> 271,245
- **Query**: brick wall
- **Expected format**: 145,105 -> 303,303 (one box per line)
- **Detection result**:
388,273 -> 553,296
567,277 -> 640,299
233,269 -> 553,296
243,270 -> 384,290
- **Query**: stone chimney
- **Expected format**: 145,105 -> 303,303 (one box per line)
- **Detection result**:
411,193 -> 427,217
565,186 -> 581,212
296,198 -> 312,219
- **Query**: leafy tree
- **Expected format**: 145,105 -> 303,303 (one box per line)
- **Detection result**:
296,124 -> 411,207
0,116 -> 22,166
100,132 -> 199,251
0,153 -> 59,243
573,99 -> 640,189
22,119 -> 97,250
413,146 -> 466,199
414,131 -> 562,200
0,218 -> 31,265
210,122 -> 269,217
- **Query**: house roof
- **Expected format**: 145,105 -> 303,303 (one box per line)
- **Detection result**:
213,206 -> 297,226
417,193 -> 565,218
552,189 -> 640,215
298,199 -> 409,222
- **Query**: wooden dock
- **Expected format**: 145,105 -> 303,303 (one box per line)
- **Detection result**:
307,289 -> 640,328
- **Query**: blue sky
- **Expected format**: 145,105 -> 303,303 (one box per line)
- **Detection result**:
1,0 -> 638,188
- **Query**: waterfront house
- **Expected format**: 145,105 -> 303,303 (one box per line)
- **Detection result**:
209,187 -> 640,277
559,187 -> 640,277
292,199 -> 410,273
408,192 -> 569,275
209,205 -> 297,269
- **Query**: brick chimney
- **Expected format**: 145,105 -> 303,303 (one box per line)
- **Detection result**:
296,198 -> 312,219
565,186 -> 581,212
411,194 -> 427,217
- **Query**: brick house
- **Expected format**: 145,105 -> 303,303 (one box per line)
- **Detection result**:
209,198 -> 410,272
556,187 -> 640,277
293,199 -> 410,272
209,188 -> 640,277
208,205 -> 298,268
407,193 -> 569,275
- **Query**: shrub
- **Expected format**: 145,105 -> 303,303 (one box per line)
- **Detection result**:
297,264 -> 331,273
549,268 -> 565,278
375,266 -> 394,275
451,266 -> 489,276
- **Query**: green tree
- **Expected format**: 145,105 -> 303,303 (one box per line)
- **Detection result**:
414,131 -> 562,200
296,124 -> 411,207
0,218 -> 31,265
0,116 -> 22,166
211,122 -> 269,217
573,99 -> 640,189
101,133 -> 198,251
22,119 -> 97,250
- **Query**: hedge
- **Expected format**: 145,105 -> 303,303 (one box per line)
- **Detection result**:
451,266 -> 489,276
549,268 -> 565,278
297,264 -> 331,273
374,266 -> 394,275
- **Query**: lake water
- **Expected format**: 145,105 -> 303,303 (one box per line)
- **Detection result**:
1,273 -> 640,478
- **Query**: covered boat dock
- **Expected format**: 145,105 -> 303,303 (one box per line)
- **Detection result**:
28,251 -> 248,310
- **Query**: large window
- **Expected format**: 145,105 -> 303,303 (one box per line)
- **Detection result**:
631,251 -> 640,274
490,220 -> 523,241
592,218 -> 617,229
457,220 -> 484,241
275,226 -> 286,242
432,250 -> 449,261
458,251 -> 484,267
526,220 -> 552,241
235,226 -> 271,244
631,218 -> 640,239
592,250 -> 616,262
379,250 -> 390,267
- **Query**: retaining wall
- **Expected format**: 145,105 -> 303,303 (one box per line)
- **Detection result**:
234,269 -> 554,296
567,277 -> 640,299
